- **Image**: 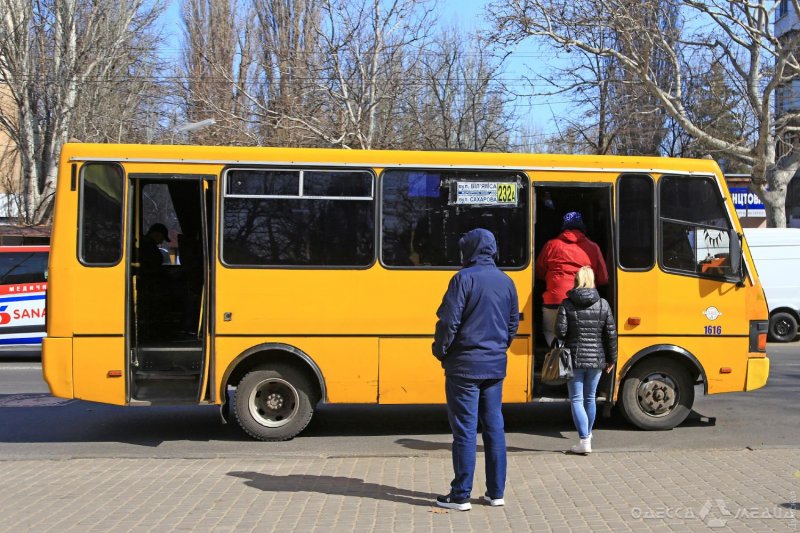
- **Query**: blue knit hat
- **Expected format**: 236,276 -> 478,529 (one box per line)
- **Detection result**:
561,211 -> 586,231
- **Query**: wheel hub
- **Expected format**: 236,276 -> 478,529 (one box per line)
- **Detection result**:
776,319 -> 790,336
637,373 -> 678,416
265,393 -> 284,411
248,377 -> 299,428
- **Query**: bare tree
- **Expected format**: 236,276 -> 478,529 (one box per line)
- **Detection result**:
174,0 -> 518,152
661,62 -> 749,173
606,0 -> 677,156
71,17 -> 166,144
404,27 -> 515,151
0,0 -> 164,224
178,0 -> 328,147
283,0 -> 436,149
523,6 -> 675,156
179,0 -> 256,145
509,120 -> 546,153
536,32 -> 618,155
251,0 -> 322,145
490,0 -> 800,226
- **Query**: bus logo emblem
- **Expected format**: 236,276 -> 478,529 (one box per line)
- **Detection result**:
703,306 -> 722,321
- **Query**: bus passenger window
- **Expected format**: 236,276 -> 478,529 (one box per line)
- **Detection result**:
79,163 -> 124,265
617,174 -> 654,270
381,170 -> 528,268
222,168 -> 374,267
659,176 -> 733,278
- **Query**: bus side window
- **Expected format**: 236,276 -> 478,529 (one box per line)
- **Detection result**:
79,163 -> 124,266
659,176 -> 733,278
381,170 -> 529,268
617,174 -> 654,270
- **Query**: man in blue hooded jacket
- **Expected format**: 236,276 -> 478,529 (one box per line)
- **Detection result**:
432,228 -> 520,511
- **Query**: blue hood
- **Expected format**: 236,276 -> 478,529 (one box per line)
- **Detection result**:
459,228 -> 497,267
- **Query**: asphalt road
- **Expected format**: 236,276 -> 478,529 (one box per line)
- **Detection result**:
0,344 -> 797,459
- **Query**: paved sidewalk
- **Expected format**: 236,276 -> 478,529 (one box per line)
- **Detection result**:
0,448 -> 797,532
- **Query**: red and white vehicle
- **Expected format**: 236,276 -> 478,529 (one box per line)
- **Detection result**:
0,246 -> 48,356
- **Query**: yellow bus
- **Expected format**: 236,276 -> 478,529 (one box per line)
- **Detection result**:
42,143 -> 770,440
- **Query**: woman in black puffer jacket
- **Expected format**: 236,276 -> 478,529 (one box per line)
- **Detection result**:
556,266 -> 617,454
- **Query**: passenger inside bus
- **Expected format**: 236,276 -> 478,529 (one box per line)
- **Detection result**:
535,211 -> 608,347
532,185 -> 616,400
141,223 -> 170,269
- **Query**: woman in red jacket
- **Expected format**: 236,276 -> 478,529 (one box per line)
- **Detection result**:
535,211 -> 608,347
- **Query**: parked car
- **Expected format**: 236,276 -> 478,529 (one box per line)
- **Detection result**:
743,228 -> 800,342
0,246 -> 48,357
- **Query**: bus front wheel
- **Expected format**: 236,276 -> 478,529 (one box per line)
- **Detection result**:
234,365 -> 315,441
619,358 -> 694,430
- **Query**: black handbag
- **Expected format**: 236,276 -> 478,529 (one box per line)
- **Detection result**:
542,339 -> 573,385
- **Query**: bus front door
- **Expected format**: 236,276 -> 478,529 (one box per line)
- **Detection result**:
531,182 -> 617,405
128,175 -> 211,404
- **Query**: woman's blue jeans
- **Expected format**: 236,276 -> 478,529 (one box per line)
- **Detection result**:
445,376 -> 506,500
567,368 -> 603,439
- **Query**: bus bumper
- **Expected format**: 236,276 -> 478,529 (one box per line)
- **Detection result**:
745,356 -> 769,391
42,337 -> 74,399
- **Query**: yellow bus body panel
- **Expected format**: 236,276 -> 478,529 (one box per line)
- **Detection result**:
214,268 -> 532,337
73,337 -> 126,405
615,336 -> 749,395
215,336 -> 379,403
42,337 -> 73,399
378,337 -> 529,404
214,265 -> 533,405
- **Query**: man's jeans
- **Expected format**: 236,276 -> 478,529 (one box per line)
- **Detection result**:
445,376 -> 506,500
567,368 -> 604,438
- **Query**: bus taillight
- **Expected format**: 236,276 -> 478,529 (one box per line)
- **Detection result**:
749,321 -> 768,353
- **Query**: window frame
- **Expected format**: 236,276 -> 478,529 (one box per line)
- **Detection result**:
616,173 -> 656,272
657,173 -> 739,282
378,167 -> 531,271
77,161 -> 125,267
219,166 -> 378,270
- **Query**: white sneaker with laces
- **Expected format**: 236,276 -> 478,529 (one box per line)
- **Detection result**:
483,495 -> 505,506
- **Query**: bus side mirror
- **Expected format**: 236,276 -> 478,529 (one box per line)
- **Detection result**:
730,230 -> 743,284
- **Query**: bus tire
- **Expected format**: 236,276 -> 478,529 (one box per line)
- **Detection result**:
233,365 -> 315,441
769,311 -> 798,343
619,357 -> 694,430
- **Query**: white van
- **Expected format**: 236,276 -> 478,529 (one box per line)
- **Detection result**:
743,228 -> 800,342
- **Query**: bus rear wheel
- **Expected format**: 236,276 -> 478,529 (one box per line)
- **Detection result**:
234,365 -> 315,441
619,358 -> 694,430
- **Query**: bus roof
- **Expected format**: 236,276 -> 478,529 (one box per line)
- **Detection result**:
60,143 -> 723,176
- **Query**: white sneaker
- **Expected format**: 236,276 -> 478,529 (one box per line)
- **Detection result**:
569,437 -> 592,455
483,495 -> 505,506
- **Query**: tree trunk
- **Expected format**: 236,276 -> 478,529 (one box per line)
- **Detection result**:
755,161 -> 798,228
763,198 -> 787,228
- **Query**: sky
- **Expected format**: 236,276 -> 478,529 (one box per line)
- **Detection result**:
157,0 -> 562,143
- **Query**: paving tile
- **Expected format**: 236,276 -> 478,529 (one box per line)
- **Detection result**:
0,449 -> 797,531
